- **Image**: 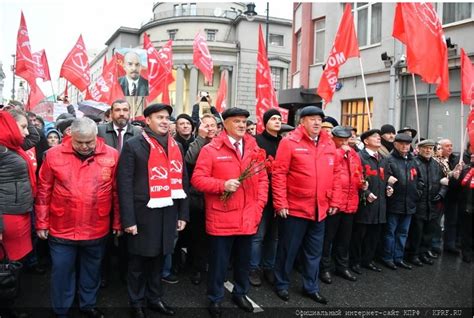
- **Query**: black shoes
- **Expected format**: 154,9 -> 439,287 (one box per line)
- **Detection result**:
395,261 -> 412,270
426,250 -> 439,259
131,307 -> 146,318
408,256 -> 423,267
148,301 -> 175,316
248,269 -> 262,287
362,262 -> 382,272
351,264 -> 363,274
190,271 -> 202,285
336,269 -> 357,282
304,291 -> 328,305
276,289 -> 290,301
382,260 -> 398,270
231,295 -> 254,312
319,271 -> 332,284
208,302 -> 222,318
161,274 -> 179,284
419,254 -> 434,265
80,308 -> 105,318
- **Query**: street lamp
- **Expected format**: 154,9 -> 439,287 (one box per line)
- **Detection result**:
243,2 -> 270,52
10,54 -> 16,101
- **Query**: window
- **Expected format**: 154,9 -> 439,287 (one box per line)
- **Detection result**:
190,3 -> 197,16
167,29 -> 178,40
206,29 -> 217,42
438,3 -> 473,25
353,3 -> 381,47
174,4 -> 181,16
313,18 -> 325,64
341,99 -> 373,133
296,31 -> 302,72
269,34 -> 284,46
271,67 -> 282,90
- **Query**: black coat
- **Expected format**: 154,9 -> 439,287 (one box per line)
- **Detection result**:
386,150 -> 424,215
256,130 -> 281,209
414,156 -> 448,220
0,145 -> 33,232
117,134 -> 189,257
355,149 -> 387,224
457,165 -> 473,215
97,122 -> 142,151
119,76 -> 149,96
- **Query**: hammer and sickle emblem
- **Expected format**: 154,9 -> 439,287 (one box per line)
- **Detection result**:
170,160 -> 183,173
151,166 -> 168,180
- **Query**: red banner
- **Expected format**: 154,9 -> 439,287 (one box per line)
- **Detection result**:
461,48 -> 474,106
468,110 -> 474,153
15,12 -> 36,85
317,4 -> 359,104
215,72 -> 228,113
87,55 -> 124,105
26,83 -> 46,111
144,34 -> 174,104
193,32 -> 213,84
32,50 -> 51,82
393,3 -> 449,101
60,35 -> 91,92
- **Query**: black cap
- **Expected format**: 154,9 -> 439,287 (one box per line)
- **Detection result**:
323,116 -> 339,127
263,109 -> 281,127
397,126 -> 417,138
299,106 -> 325,118
360,129 -> 381,142
56,112 -> 75,121
280,124 -> 294,133
176,113 -> 195,131
394,133 -> 413,143
56,118 -> 75,134
332,126 -> 352,138
222,107 -> 250,120
143,103 -> 173,118
380,124 -> 396,135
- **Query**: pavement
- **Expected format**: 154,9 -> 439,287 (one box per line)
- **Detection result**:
14,251 -> 473,318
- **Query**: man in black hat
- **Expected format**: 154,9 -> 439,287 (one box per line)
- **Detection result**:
174,114 -> 195,154
191,107 -> 268,317
320,126 -> 364,284
249,108 -> 282,286
406,139 -> 448,266
118,103 -> 189,318
397,126 -> 417,139
379,124 -> 396,158
382,133 -> 423,270
351,129 -> 389,274
272,105 -> 339,305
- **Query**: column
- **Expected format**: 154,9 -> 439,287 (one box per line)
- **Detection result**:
282,68 -> 288,89
188,66 -> 199,112
174,64 -> 186,115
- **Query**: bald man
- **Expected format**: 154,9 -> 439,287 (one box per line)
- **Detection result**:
119,51 -> 149,96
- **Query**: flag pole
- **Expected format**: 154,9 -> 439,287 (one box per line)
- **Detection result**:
459,126 -> 467,165
50,81 -> 56,101
358,58 -> 372,129
460,100 -> 464,163
410,73 -> 421,144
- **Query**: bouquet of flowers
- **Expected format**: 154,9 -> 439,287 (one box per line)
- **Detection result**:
220,148 -> 270,202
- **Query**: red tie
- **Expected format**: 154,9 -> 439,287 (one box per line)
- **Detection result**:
234,141 -> 242,159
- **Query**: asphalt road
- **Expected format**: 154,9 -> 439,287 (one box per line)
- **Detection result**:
14,251 -> 473,318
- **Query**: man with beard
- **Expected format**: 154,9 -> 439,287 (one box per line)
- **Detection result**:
118,104 -> 189,318
378,124 -> 396,158
97,99 -> 141,286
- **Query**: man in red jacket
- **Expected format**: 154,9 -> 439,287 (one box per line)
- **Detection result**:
36,117 -> 121,318
192,107 -> 268,318
272,106 -> 340,305
320,126 -> 365,284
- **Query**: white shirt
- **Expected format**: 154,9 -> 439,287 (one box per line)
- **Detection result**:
365,148 -> 378,159
113,124 -> 126,149
127,78 -> 139,95
228,135 -> 243,157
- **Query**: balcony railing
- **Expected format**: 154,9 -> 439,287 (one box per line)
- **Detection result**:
153,8 -> 241,21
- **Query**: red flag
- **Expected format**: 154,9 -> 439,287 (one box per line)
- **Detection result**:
26,83 -> 46,111
144,34 -> 175,104
468,110 -> 474,153
215,72 -> 228,113
255,25 -> 283,133
60,35 -> 91,92
32,50 -> 51,82
317,4 -> 359,104
193,32 -> 213,84
14,12 -> 36,85
461,48 -> 474,106
102,55 -> 108,71
87,55 -> 124,105
393,3 -> 449,101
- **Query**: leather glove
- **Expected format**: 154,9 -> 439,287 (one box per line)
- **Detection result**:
431,194 -> 442,203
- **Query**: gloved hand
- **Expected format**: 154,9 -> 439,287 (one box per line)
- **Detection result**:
431,194 -> 443,203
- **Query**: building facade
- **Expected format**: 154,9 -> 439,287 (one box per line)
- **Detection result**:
81,2 -> 292,119
292,2 -> 473,151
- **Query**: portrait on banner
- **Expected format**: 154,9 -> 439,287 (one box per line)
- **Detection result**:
116,48 -> 149,97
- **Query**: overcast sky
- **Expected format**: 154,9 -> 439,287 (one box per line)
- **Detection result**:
0,0 -> 293,101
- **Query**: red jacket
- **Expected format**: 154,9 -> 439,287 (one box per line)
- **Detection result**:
191,131 -> 268,236
272,125 -> 340,222
35,138 -> 120,240
331,147 -> 364,213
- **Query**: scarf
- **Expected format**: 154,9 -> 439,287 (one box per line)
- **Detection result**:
0,112 -> 37,194
142,131 -> 186,208
461,167 -> 474,189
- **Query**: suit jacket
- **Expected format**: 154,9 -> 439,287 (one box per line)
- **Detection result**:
119,76 -> 149,96
97,122 -> 142,151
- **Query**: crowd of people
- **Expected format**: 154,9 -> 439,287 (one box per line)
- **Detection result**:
0,96 -> 472,318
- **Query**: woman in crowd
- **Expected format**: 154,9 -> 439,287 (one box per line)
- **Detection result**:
45,129 -> 61,148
